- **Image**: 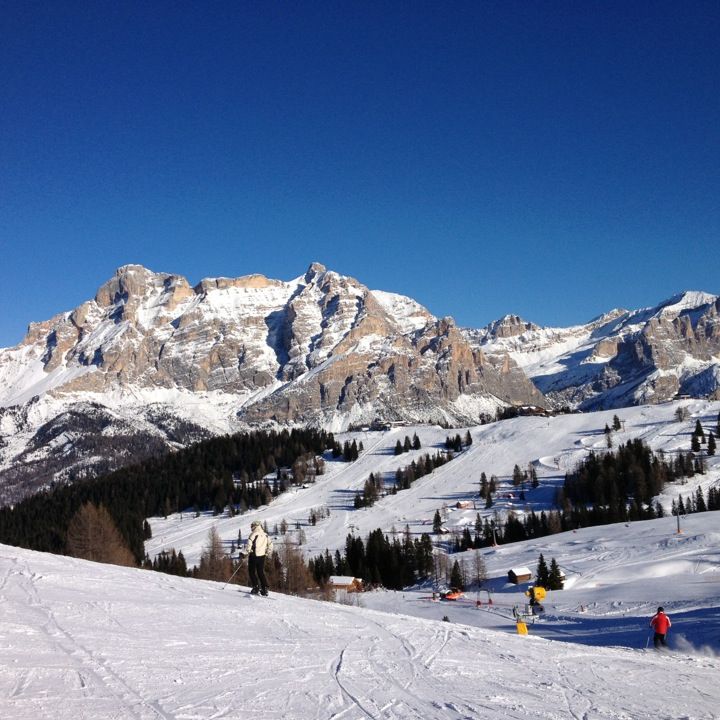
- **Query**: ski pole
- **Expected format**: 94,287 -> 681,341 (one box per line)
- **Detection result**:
222,557 -> 244,590
645,631 -> 652,649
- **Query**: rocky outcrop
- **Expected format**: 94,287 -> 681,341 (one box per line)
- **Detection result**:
474,292 -> 720,410
2,263 -> 546,426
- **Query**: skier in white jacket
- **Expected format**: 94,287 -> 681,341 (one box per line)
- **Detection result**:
246,521 -> 269,596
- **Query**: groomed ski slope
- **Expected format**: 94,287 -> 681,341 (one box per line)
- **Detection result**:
360,510 -> 720,654
2,542 -> 719,720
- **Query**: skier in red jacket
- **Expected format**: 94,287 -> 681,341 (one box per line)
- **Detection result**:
649,607 -> 672,648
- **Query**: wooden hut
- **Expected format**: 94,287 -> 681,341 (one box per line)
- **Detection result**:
507,567 -> 533,584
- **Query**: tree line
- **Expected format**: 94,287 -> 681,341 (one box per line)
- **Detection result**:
0,428 -> 333,563
309,529 -> 436,590
354,449 -> 453,508
561,438 -> 700,516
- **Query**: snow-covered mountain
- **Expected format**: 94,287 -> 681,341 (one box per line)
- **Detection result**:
147,399 -> 720,568
0,263 -> 542,502
467,291 -> 720,410
1,263 -> 542,415
0,263 -> 718,504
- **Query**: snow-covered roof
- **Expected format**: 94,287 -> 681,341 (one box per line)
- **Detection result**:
508,567 -> 532,576
329,576 -> 361,585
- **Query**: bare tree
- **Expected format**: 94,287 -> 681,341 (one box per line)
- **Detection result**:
433,549 -> 448,586
197,526 -> 232,581
473,550 -> 488,588
66,502 -> 135,567
276,540 -> 314,596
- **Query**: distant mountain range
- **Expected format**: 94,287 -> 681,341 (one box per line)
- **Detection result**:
0,263 -> 718,503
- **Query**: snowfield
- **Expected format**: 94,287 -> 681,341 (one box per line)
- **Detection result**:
2,536 -> 719,720
2,400 -> 720,718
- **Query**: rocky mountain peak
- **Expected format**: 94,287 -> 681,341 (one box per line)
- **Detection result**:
94,264 -> 163,307
304,262 -> 327,284
2,262 -> 546,431
653,291 -> 719,319
486,314 -> 539,338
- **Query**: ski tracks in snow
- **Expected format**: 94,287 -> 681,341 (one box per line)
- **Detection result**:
326,611 -> 490,720
5,557 -> 175,720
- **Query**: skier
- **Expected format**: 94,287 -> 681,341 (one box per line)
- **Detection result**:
245,521 -> 270,596
649,606 -> 672,649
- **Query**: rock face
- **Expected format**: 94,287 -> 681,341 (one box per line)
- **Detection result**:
0,262 -> 547,501
471,292 -> 720,409
2,262 -> 716,504
4,263 -> 543,421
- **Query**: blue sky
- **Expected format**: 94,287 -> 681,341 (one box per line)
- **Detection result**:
1,1 -> 718,347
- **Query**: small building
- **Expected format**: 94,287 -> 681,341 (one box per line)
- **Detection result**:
507,567 -> 533,584
456,500 -> 474,509
328,576 -> 364,593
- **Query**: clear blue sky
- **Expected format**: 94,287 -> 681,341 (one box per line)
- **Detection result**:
1,1 -> 718,347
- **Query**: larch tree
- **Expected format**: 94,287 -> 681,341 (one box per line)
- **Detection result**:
66,502 -> 135,567
197,526 -> 231,581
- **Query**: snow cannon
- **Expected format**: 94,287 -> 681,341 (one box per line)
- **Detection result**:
525,585 -> 546,613
525,586 -> 547,603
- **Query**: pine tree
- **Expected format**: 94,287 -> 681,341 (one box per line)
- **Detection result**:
66,502 -> 135,567
433,510 -> 443,534
536,553 -> 550,587
412,433 -> 421,450
548,558 -> 564,590
479,472 -> 488,498
473,550 -> 488,588
694,419 -> 705,441
529,464 -> 539,488
450,560 -> 464,590
197,526 -> 231,581
512,464 -> 524,487
613,415 -> 622,431
707,432 -> 716,456
707,487 -> 714,511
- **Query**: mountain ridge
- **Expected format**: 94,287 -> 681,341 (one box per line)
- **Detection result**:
0,263 -> 718,503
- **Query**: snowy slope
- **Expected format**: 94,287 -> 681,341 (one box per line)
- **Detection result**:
2,540 -> 719,720
147,400 -> 720,568
141,400 -> 720,662
360,511 -> 720,654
